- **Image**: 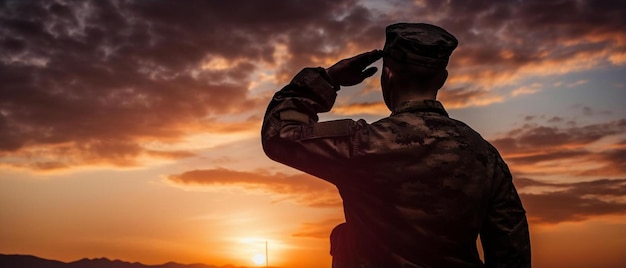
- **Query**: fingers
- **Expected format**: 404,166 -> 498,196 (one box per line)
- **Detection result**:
326,49 -> 382,86
362,67 -> 378,78
351,49 -> 383,67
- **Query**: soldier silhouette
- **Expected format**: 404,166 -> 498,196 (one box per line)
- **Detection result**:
262,23 -> 530,267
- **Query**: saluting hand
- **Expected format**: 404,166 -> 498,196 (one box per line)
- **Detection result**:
326,49 -> 383,87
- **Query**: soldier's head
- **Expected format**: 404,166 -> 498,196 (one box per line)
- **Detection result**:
381,23 -> 458,110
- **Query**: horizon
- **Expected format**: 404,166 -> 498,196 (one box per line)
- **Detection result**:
0,253 -> 267,267
1,0 -> 625,267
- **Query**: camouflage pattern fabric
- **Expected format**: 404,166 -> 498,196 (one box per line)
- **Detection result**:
262,68 -> 531,268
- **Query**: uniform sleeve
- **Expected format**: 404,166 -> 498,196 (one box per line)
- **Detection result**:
261,67 -> 366,183
480,157 -> 531,268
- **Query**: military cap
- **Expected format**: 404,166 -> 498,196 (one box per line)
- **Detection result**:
384,23 -> 458,69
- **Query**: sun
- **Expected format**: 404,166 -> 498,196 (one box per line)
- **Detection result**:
252,253 -> 266,266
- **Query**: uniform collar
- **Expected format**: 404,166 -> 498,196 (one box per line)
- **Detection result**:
391,99 -> 449,117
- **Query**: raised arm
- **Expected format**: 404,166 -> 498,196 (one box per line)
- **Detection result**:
261,50 -> 382,182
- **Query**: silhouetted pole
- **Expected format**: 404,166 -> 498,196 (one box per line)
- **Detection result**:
265,240 -> 268,267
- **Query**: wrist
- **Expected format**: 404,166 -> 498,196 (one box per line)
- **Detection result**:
316,67 -> 340,91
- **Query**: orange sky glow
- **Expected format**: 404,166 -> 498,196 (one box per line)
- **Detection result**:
0,1 -> 625,267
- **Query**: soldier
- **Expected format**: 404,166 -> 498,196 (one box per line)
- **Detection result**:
261,23 -> 531,267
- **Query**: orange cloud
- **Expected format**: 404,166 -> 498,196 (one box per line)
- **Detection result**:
0,110 -> 270,172
438,87 -> 504,109
167,168 -> 341,207
331,101 -> 388,116
200,116 -> 264,134
292,218 -> 344,239
516,178 -> 626,224
0,140 -> 197,172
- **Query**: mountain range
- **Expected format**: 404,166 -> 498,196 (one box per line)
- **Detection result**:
0,254 -> 253,268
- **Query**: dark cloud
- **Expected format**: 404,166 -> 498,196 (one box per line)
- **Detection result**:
493,119 -> 625,153
341,0 -> 625,109
0,0 -> 371,168
430,0 -> 626,105
167,168 -> 341,207
524,115 -> 536,121
577,147 -> 626,177
547,116 -> 563,123
1,0 -> 624,169
516,178 -> 626,224
491,119 -> 626,177
436,0 -> 626,65
502,118 -> 626,224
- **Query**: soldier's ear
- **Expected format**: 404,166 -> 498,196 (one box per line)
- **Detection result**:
433,69 -> 448,90
381,66 -> 394,111
381,66 -> 392,89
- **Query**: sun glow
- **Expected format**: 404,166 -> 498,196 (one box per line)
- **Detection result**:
253,253 -> 266,266
238,237 -> 269,266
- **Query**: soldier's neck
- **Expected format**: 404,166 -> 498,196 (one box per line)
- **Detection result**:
392,89 -> 438,108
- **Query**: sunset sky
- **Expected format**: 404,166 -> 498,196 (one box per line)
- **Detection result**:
1,0 -> 625,267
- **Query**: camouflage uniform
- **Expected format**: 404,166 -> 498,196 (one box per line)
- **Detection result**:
261,67 -> 531,267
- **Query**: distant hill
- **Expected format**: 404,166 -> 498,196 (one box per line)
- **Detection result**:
0,254 -> 251,268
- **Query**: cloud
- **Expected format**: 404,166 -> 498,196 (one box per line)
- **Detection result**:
332,101 -> 388,116
0,139 -> 197,171
0,0 -> 388,169
0,0 -> 268,168
292,218 -> 344,239
491,119 -> 626,177
167,168 -> 341,207
511,83 -> 542,97
485,116 -> 626,224
434,0 -> 625,103
438,87 -> 504,108
567,80 -> 589,88
1,0 -> 625,170
516,178 -> 626,224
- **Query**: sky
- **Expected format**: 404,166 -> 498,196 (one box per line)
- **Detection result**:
0,0 -> 625,267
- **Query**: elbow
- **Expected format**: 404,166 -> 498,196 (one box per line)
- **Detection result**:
262,134 -> 287,163
262,120 -> 305,165
262,131 -> 303,167
261,120 -> 299,163
261,121 -> 280,161
262,138 -> 277,161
